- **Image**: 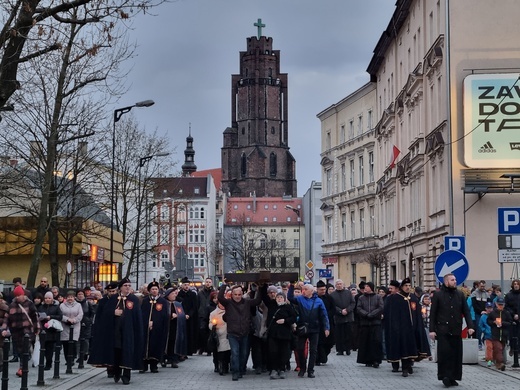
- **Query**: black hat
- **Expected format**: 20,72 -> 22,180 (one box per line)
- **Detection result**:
106,282 -> 118,290
316,280 -> 326,288
326,283 -> 334,290
148,280 -> 160,291
180,277 -> 190,284
400,277 -> 412,287
366,282 -> 375,292
389,280 -> 400,288
118,277 -> 131,289
359,281 -> 367,289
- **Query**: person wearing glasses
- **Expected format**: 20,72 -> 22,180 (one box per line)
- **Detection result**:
88,278 -> 143,385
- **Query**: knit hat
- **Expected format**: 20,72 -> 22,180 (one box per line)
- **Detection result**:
316,280 -> 326,288
267,285 -> 278,293
365,282 -> 375,292
44,292 -> 54,299
13,285 -> 24,297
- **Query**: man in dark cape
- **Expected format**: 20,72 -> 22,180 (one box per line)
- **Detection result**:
140,280 -> 169,373
315,280 -> 335,365
177,277 -> 199,355
164,287 -> 187,366
430,273 -> 474,387
384,277 -> 431,377
88,278 -> 143,385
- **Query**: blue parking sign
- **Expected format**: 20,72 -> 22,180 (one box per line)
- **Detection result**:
434,250 -> 469,285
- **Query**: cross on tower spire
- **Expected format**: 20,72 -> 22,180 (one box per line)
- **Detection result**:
254,18 -> 265,39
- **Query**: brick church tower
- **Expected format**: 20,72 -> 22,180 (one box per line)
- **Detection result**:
221,20 -> 297,197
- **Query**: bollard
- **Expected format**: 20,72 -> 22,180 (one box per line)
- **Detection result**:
78,335 -> 85,369
1,337 -> 10,390
66,325 -> 74,374
37,330 -> 46,386
512,322 -> 519,368
53,341 -> 62,379
21,334 -> 30,390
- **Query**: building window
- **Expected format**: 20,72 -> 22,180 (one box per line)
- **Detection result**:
294,239 -> 299,248
349,159 -> 355,188
260,239 -> 266,249
341,213 -> 347,241
340,124 -> 345,144
359,208 -> 365,238
270,239 -> 276,248
200,208 -> 205,219
326,216 -> 332,243
341,163 -> 346,192
280,239 -> 286,249
368,151 -> 374,183
326,131 -> 331,150
349,120 -> 354,139
270,152 -> 277,177
359,156 -> 364,185
368,110 -> 373,130
358,115 -> 363,135
160,251 -> 169,261
160,206 -> 169,221
248,239 -> 254,248
326,168 -> 332,195
350,210 -> 356,240
241,153 -> 247,177
369,205 -> 375,236
160,226 -> 169,245
352,263 -> 357,284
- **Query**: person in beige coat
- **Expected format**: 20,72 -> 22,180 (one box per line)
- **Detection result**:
209,302 -> 230,375
60,290 -> 83,364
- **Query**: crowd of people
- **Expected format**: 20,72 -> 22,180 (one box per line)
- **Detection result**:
0,274 -> 519,388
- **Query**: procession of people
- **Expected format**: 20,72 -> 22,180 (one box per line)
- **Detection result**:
5,273 -> 520,388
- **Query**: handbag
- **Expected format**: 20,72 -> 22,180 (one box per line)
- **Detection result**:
45,319 -> 64,331
296,322 -> 309,336
207,325 -> 219,353
296,299 -> 316,336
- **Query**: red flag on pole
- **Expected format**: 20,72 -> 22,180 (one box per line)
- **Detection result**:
389,145 -> 400,169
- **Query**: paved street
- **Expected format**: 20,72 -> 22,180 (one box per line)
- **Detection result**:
8,345 -> 519,390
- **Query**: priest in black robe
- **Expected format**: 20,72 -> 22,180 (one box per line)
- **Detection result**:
88,278 -> 144,385
384,277 -> 431,377
177,277 -> 198,355
140,280 -> 169,373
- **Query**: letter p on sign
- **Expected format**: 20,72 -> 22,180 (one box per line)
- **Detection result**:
498,208 -> 520,234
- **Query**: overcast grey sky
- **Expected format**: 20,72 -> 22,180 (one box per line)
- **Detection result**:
119,0 -> 396,196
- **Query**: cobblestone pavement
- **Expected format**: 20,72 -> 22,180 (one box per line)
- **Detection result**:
6,345 -> 514,390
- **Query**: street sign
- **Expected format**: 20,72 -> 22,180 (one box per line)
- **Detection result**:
305,270 -> 314,279
444,236 -> 466,255
498,249 -> 520,263
306,260 -> 314,269
498,208 -> 520,234
318,269 -> 332,278
434,250 -> 469,285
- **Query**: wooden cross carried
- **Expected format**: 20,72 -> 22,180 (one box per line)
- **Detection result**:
224,270 -> 298,283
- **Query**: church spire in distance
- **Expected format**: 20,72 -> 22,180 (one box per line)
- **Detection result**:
182,123 -> 197,177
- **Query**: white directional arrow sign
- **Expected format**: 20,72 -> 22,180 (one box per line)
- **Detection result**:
439,259 -> 466,277
434,250 -> 470,285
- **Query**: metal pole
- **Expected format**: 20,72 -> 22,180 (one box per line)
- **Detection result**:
1,337 -> 9,390
37,330 -> 46,386
20,334 -> 30,390
66,325 -> 74,374
110,117 -> 116,282
53,341 -> 61,379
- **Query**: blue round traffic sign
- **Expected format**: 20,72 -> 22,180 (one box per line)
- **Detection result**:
434,250 -> 469,285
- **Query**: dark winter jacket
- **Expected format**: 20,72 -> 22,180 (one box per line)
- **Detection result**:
487,308 -> 513,342
357,292 -> 384,326
288,291 -> 330,334
217,285 -> 262,337
505,289 -> 520,320
329,288 -> 356,323
430,284 -> 474,336
38,302 -> 63,342
264,303 -> 296,340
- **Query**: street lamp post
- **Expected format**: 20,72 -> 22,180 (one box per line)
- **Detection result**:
136,152 -> 169,288
110,100 -> 155,283
285,205 -> 301,279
